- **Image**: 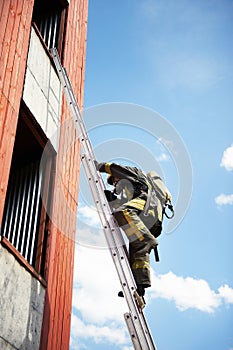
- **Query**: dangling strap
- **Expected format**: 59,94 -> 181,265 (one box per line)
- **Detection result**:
154,246 -> 160,262
143,174 -> 155,216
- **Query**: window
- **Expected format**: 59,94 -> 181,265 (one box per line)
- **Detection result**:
1,105 -> 55,279
32,0 -> 68,55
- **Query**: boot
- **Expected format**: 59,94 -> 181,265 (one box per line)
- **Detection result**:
136,285 -> 145,297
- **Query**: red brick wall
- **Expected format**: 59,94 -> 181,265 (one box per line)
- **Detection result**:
0,1 -> 88,349
39,1 -> 88,349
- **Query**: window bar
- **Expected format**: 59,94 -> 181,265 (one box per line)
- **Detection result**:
8,172 -> 20,243
15,166 -> 28,251
43,17 -> 48,44
51,13 -> 58,49
20,164 -> 34,257
15,168 -> 27,250
24,163 -> 38,262
47,14 -> 54,49
46,16 -> 51,46
29,165 -> 43,265
11,168 -> 24,247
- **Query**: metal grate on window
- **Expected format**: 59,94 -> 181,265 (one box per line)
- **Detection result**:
32,0 -> 67,51
37,9 -> 62,49
2,161 -> 43,267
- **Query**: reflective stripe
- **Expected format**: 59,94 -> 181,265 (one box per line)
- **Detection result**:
125,225 -> 138,236
105,162 -> 112,174
124,225 -> 144,241
132,260 -> 150,270
148,209 -> 155,217
123,209 -> 144,241
127,198 -> 146,210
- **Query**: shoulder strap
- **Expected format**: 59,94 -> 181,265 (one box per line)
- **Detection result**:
143,180 -> 152,216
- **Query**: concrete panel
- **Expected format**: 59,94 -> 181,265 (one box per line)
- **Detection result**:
23,67 -> 48,131
23,27 -> 62,150
0,244 -> 45,350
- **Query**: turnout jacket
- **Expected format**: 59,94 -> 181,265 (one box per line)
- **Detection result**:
97,162 -> 149,211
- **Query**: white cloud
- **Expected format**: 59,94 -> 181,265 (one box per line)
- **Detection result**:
220,144 -> 233,171
75,225 -> 108,249
71,245 -> 132,348
71,244 -> 233,348
149,270 -> 221,313
72,245 -> 126,324
156,153 -> 170,162
78,205 -> 101,227
76,205 -> 110,248
214,146 -> 233,208
218,284 -> 233,304
215,193 -> 233,206
71,315 -> 128,345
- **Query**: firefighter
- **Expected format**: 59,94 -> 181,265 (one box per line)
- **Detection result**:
95,161 -> 162,297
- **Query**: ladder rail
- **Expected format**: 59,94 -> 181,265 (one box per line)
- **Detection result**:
50,48 -> 157,350
81,154 -> 154,345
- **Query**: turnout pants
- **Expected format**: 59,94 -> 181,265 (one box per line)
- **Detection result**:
114,205 -> 160,289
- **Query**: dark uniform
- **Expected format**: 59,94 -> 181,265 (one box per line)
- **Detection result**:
96,161 -> 164,296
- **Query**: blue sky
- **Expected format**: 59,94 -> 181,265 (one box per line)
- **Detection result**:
70,1 -> 233,349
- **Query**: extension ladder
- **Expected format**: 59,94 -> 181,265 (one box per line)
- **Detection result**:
50,48 -> 157,350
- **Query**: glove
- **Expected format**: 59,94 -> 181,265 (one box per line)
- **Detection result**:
104,190 -> 117,202
94,160 -> 105,171
94,160 -> 99,169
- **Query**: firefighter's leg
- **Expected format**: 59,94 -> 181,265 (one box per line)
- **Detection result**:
129,242 -> 151,291
114,207 -> 157,291
114,207 -> 158,246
